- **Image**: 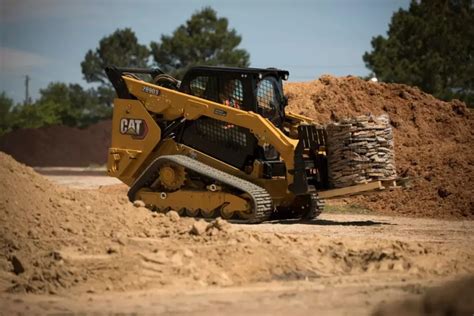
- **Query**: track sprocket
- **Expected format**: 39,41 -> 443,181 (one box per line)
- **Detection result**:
157,163 -> 186,191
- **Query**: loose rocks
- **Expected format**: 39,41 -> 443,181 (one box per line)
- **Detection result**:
190,220 -> 208,236
133,200 -> 145,208
166,210 -> 180,222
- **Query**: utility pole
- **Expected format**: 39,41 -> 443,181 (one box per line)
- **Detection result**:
24,75 -> 30,105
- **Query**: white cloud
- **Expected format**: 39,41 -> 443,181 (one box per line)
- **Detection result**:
0,47 -> 51,72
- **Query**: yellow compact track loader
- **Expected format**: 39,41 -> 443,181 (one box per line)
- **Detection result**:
105,66 -> 329,223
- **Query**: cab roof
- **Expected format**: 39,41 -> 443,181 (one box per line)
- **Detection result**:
185,66 -> 289,80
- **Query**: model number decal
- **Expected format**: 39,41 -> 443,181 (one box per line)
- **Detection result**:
120,118 -> 147,139
143,86 -> 160,96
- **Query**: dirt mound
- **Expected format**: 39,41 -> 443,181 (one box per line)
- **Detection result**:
0,120 -> 112,167
0,151 -> 191,293
1,152 -> 471,295
285,75 -> 474,219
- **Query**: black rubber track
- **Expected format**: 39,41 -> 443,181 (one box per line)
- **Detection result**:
129,155 -> 273,223
302,192 -> 325,220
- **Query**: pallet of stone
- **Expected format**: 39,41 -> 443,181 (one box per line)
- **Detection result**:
326,114 -> 397,188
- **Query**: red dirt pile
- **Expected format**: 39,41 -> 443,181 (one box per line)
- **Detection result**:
285,75 -> 474,219
0,120 -> 111,167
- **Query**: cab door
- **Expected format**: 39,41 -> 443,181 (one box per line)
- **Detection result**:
256,76 -> 285,127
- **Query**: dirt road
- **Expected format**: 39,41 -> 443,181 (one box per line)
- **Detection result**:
1,169 -> 473,315
0,277 -> 460,315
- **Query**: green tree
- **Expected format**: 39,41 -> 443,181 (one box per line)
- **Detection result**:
81,28 -> 150,85
363,0 -> 474,107
8,83 -> 112,131
0,92 -> 14,135
81,28 -> 150,106
10,102 -> 61,130
151,7 -> 250,78
35,82 -> 111,127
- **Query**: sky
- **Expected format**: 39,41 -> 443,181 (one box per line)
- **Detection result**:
0,0 -> 410,103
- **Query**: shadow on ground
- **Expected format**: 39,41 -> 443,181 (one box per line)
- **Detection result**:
268,218 -> 392,227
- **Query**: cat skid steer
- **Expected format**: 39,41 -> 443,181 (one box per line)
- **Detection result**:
105,65 -> 343,223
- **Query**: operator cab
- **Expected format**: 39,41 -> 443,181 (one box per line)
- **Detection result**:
176,66 -> 290,169
180,66 -> 289,126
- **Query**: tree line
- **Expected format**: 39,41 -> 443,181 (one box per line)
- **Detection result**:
1,1 -> 472,136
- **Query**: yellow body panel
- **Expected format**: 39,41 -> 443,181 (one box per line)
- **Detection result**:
107,99 -> 161,185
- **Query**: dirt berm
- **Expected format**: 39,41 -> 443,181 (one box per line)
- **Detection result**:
1,152 -> 473,296
0,120 -> 111,167
286,76 -> 474,219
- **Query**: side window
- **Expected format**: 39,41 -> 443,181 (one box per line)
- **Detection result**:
189,76 -> 208,98
257,77 -> 278,118
219,79 -> 244,109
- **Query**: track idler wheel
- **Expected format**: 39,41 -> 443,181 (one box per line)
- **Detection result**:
236,193 -> 254,220
219,204 -> 235,220
157,163 -> 186,191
